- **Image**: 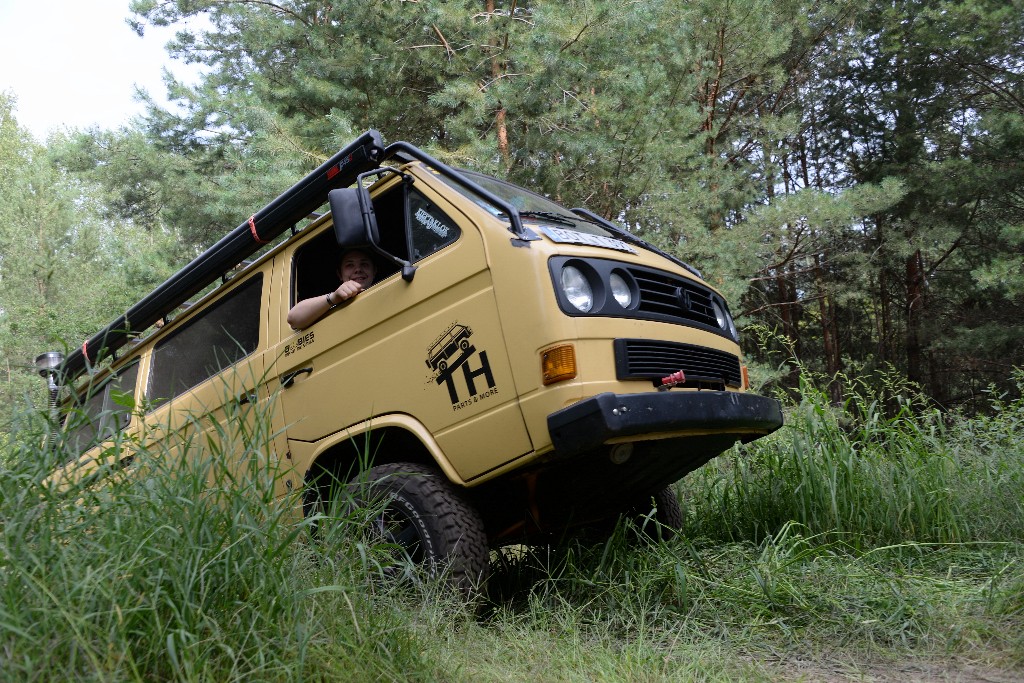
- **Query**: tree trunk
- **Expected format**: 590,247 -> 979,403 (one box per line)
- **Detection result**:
815,254 -> 843,402
873,216 -> 894,365
905,248 -> 925,386
487,0 -> 510,167
777,268 -> 797,344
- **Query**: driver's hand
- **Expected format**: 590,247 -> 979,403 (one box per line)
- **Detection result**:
335,280 -> 363,301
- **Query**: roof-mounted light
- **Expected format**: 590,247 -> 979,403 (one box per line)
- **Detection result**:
35,351 -> 64,378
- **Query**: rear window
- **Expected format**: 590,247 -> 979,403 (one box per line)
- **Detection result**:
62,360 -> 140,458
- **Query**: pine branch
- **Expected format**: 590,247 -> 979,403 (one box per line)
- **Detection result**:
432,24 -> 455,60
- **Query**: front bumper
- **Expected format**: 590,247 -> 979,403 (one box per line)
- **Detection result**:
547,390 -> 783,456
475,390 -> 783,543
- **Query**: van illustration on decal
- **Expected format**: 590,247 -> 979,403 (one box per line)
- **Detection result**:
426,323 -> 473,372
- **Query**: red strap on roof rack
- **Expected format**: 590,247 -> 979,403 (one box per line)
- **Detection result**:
248,215 -> 269,244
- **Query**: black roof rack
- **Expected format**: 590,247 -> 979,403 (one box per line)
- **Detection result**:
60,130 -> 385,381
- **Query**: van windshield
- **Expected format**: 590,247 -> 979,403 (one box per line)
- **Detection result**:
438,169 -> 617,238
433,166 -> 701,276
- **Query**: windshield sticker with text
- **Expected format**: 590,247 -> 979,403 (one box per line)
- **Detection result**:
415,207 -> 450,238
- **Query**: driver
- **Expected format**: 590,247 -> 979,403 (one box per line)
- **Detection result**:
287,248 -> 377,329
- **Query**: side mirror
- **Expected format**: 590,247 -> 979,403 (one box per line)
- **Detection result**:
328,182 -> 417,283
329,187 -> 378,248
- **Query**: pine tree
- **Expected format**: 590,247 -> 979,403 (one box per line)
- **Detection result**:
810,0 -> 1024,406
66,0 -> 1021,407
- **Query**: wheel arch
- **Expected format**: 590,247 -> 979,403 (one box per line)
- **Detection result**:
301,414 -> 464,518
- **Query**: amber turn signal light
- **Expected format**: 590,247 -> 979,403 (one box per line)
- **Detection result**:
542,344 -> 577,385
741,365 -> 750,390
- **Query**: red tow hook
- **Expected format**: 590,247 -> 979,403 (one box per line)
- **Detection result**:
657,370 -> 686,391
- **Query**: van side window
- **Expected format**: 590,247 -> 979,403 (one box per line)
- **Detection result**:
407,189 -> 460,262
365,184 -> 461,265
63,360 -> 140,457
292,231 -> 346,305
149,274 -> 263,406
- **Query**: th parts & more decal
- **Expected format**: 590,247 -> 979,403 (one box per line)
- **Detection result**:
425,322 -> 499,411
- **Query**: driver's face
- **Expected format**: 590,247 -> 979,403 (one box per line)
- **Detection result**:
338,250 -> 376,286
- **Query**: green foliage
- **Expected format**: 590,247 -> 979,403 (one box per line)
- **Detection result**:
490,524 -> 1018,650
3,367 -> 1023,680
801,0 -> 1024,399
482,370 -> 1024,673
0,97 -> 179,432
4,2 -> 1024,673
116,0 -> 864,267
679,367 -> 1024,547
33,0 -> 1014,409
0,398 -> 454,681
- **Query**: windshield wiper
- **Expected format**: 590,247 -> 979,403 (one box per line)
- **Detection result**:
518,210 -> 578,227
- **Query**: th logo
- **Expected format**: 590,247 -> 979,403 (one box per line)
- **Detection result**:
426,322 -> 496,405
436,350 -> 495,404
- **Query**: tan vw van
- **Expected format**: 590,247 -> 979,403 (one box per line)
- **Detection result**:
42,131 -> 782,587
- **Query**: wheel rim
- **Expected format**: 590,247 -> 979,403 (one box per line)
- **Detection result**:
369,498 -> 426,564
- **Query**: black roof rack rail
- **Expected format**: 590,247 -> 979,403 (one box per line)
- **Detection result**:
60,130 -> 385,381
383,141 -> 532,242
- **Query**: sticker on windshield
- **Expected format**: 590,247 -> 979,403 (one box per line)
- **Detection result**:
539,227 -> 636,253
415,207 -> 451,238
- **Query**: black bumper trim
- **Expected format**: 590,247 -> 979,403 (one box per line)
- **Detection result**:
547,391 -> 783,456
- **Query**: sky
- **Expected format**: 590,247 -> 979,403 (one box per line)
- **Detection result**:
0,0 -> 197,140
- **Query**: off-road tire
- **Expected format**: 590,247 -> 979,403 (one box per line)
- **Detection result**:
627,486 -> 683,542
347,462 -> 490,594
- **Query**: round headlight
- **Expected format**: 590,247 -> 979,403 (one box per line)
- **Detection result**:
712,299 -> 728,330
609,273 -> 632,308
727,314 -> 739,341
561,265 -> 594,312
712,299 -> 740,341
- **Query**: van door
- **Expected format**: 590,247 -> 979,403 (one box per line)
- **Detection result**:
142,271 -> 273,486
269,177 -> 533,482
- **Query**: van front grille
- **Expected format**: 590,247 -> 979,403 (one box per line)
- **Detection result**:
627,267 -> 719,328
614,339 -> 742,387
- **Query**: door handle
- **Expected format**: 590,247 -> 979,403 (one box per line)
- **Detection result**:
236,390 -> 257,406
280,367 -> 313,388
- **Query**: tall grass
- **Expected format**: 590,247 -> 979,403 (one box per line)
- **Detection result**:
2,369 -> 1022,681
482,369 -> 1024,673
679,369 -> 1024,547
0,398 -> 458,682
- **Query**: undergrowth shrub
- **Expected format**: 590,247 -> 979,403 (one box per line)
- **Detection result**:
0,400 -> 453,682
3,366 -> 1022,680
679,368 -> 1024,547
